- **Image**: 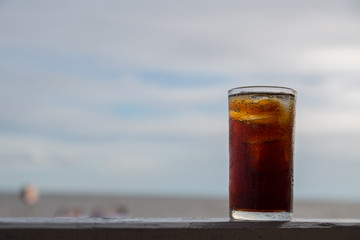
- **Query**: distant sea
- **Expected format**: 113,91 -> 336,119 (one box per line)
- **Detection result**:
1,192 -> 360,219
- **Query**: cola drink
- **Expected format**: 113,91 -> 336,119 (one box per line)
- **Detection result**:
229,86 -> 296,221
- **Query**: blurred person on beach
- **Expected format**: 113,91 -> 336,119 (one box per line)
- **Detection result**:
20,184 -> 40,206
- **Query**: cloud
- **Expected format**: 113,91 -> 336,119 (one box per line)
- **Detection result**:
1,0 -> 359,74
296,78 -> 360,134
0,71 -> 226,140
297,46 -> 360,74
1,0 -> 360,198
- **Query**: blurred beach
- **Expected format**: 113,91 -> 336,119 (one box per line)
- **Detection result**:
1,192 -> 360,219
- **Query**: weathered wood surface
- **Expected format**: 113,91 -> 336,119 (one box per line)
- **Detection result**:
0,218 -> 360,240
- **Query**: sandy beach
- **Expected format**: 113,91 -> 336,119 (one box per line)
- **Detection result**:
0,192 -> 360,219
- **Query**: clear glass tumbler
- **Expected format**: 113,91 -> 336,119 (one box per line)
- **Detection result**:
229,86 -> 296,221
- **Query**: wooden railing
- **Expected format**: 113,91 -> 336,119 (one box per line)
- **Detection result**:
0,218 -> 360,239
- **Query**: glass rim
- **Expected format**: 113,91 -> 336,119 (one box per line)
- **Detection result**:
228,86 -> 297,96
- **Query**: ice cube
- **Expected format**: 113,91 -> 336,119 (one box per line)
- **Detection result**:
229,96 -> 291,126
229,109 -> 278,124
248,140 -> 289,173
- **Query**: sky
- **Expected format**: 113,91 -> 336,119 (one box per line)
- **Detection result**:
1,0 -> 360,201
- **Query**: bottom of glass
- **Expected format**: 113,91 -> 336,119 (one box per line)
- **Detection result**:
230,209 -> 292,221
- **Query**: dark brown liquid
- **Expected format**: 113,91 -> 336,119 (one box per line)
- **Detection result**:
229,93 -> 295,212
